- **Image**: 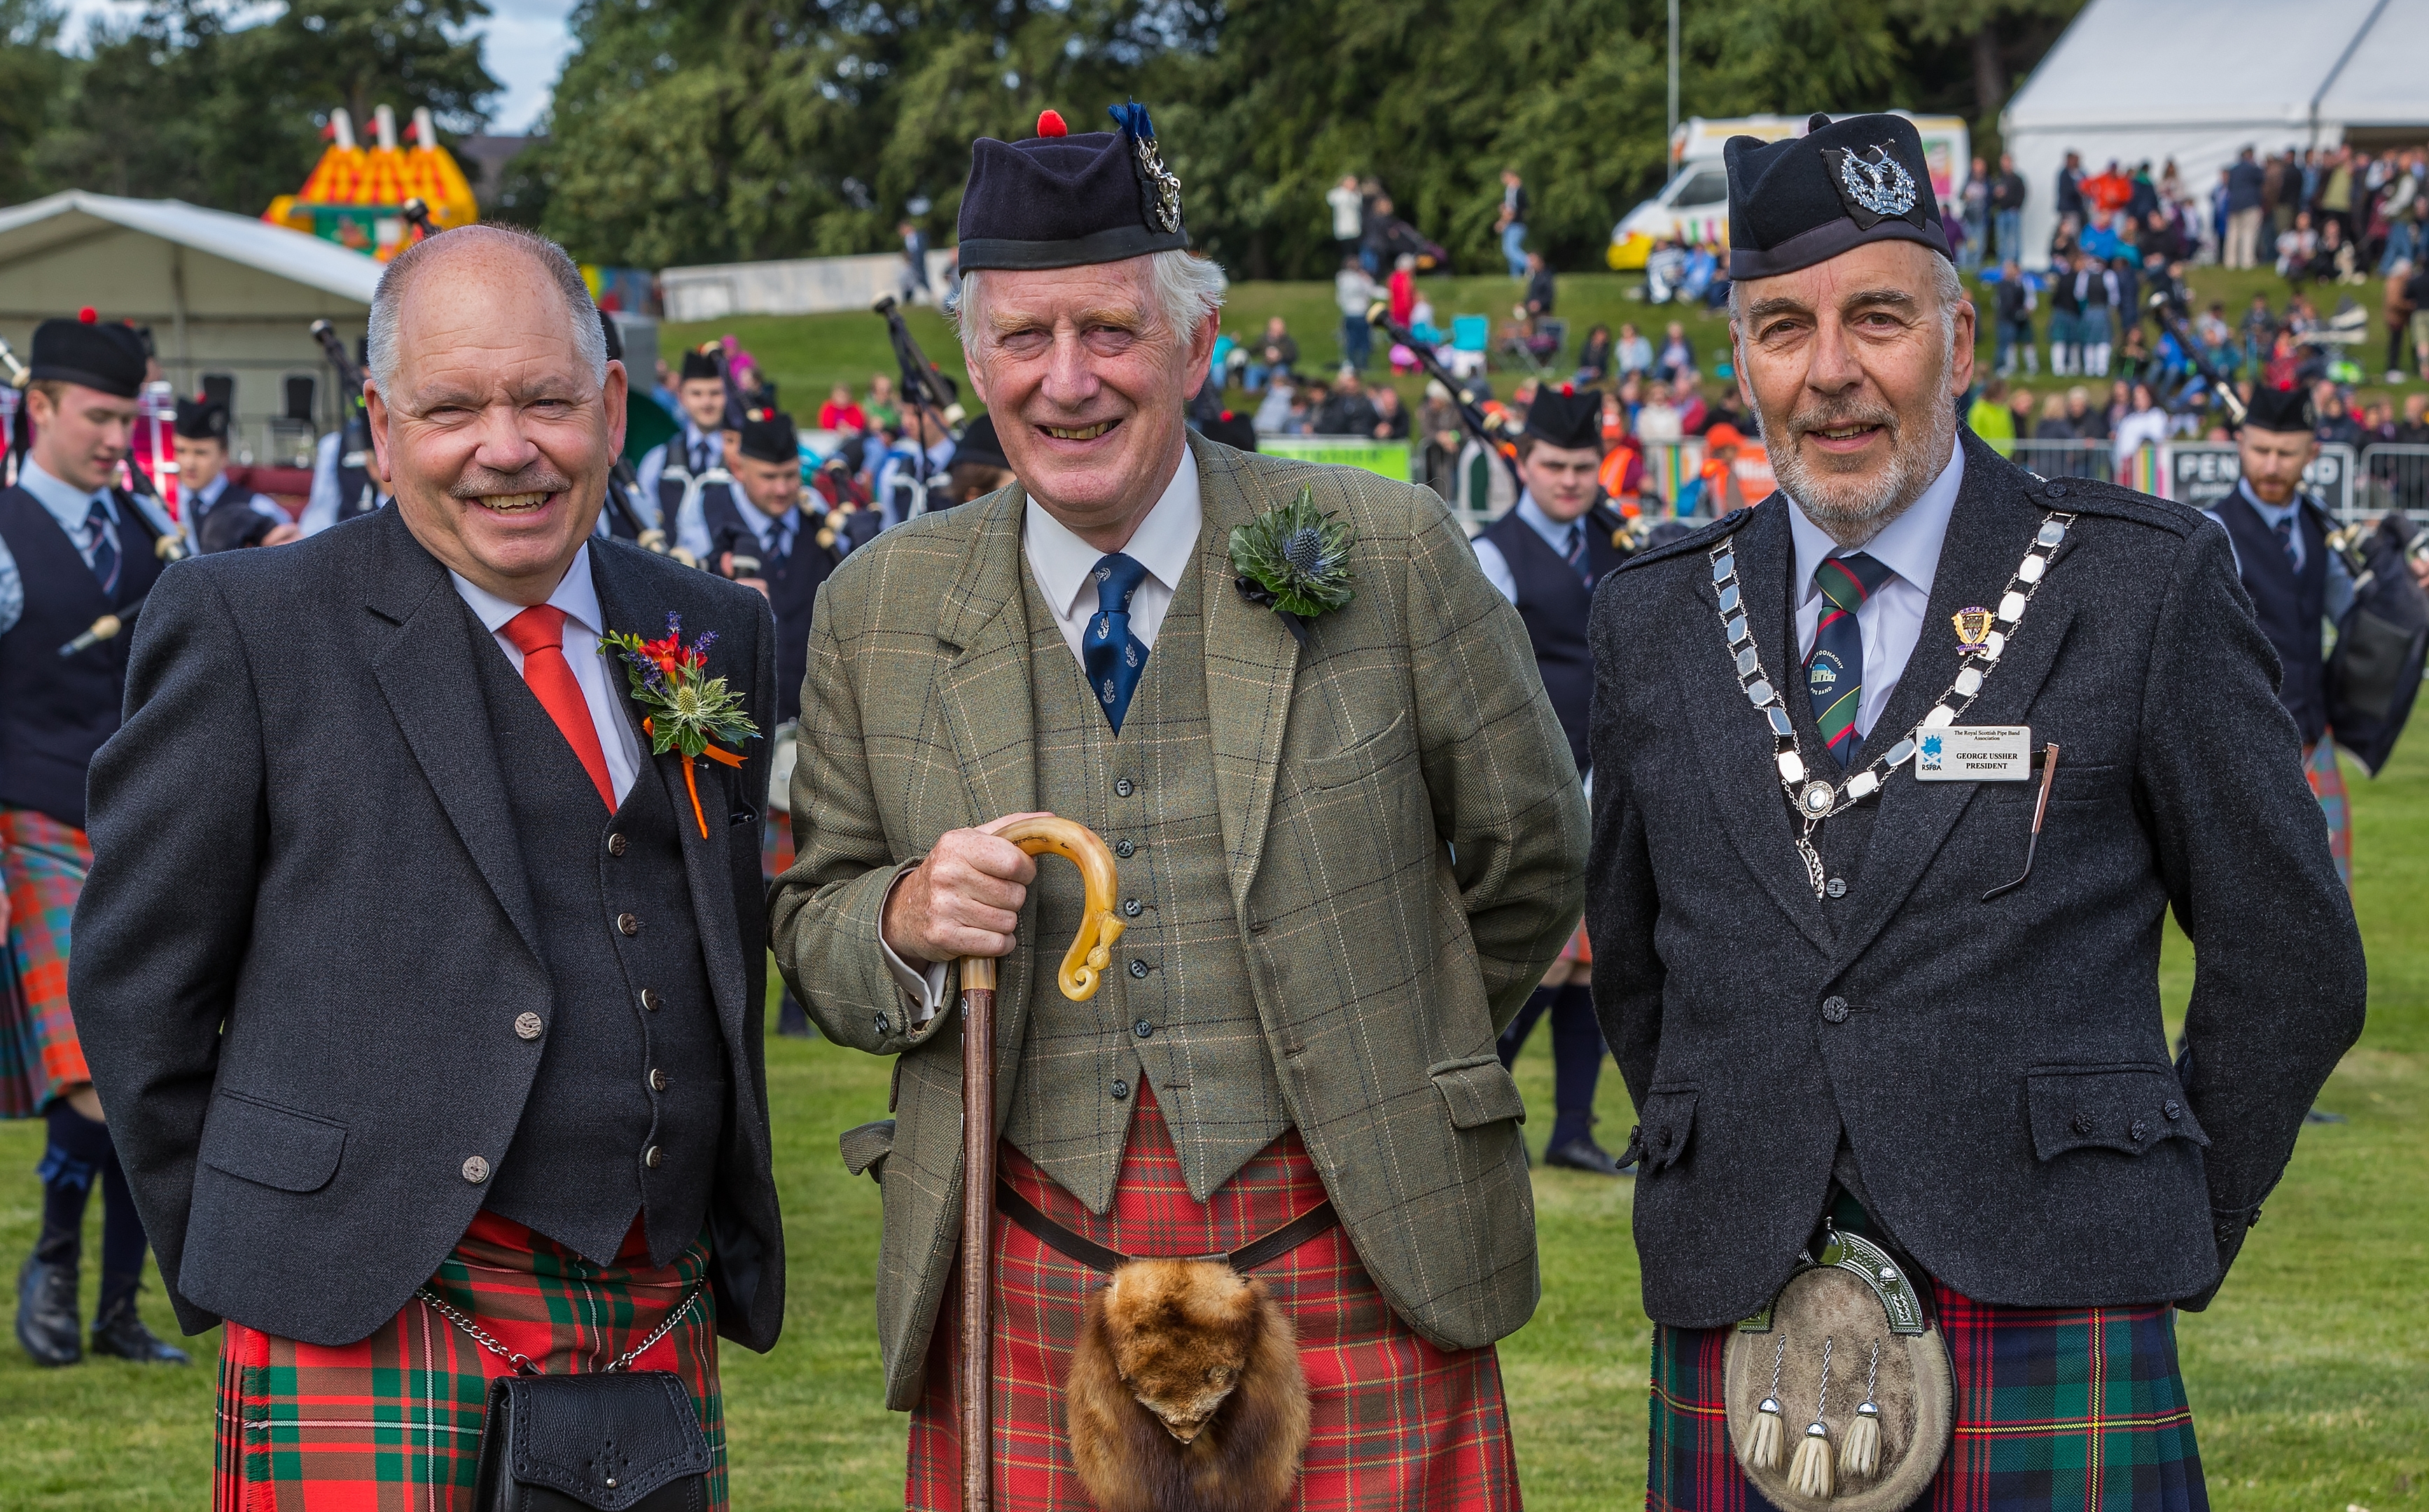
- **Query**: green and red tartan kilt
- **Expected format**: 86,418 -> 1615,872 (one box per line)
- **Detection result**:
1649,1282 -> 2206,1512
2305,740 -> 2353,891
907,1084 -> 1522,1511
0,806 -> 94,1117
214,1209 -> 725,1511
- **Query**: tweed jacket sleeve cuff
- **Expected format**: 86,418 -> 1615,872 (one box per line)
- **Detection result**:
877,860 -> 949,1025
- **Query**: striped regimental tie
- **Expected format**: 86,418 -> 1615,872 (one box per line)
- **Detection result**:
1805,552 -> 1895,769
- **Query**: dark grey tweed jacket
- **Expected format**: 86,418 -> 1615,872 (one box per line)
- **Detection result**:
1587,430 -> 2367,1329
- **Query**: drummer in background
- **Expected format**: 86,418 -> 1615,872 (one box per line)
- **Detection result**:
175,398 -> 299,554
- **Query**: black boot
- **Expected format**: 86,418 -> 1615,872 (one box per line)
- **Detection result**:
15,1228 -> 82,1367
90,1280 -> 188,1365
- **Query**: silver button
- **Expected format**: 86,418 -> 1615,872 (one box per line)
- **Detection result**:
643,1145 -> 665,1169
1110,1080 -> 1129,1101
461,1156 -> 490,1184
1128,959 -> 1149,979
1113,838 -> 1135,858
640,988 -> 662,1011
874,1013 -> 891,1037
1825,876 -> 1847,899
1134,1019 -> 1154,1039
1122,898 -> 1142,918
617,912 -> 640,937
513,1011 -> 545,1041
1115,778 -> 1135,797
1820,995 -> 1850,1023
606,832 -> 627,857
650,1068 -> 669,1092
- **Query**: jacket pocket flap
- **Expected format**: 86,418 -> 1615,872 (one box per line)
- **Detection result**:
1637,1088 -> 1699,1172
1428,1056 -> 1528,1129
840,1118 -> 897,1181
200,1091 -> 347,1194
2026,1065 -> 2208,1161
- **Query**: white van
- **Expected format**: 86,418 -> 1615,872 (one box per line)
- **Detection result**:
1608,113 -> 1971,270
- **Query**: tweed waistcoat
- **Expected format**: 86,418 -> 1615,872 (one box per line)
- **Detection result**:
469,618 -> 730,1266
1007,559 -> 1290,1213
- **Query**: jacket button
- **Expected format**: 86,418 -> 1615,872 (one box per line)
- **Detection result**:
1110,1079 -> 1129,1101
1134,1019 -> 1154,1038
2163,1099 -> 2183,1120
1129,958 -> 1150,979
650,1068 -> 669,1092
640,988 -> 662,1011
513,1011 -> 544,1041
607,832 -> 627,857
2073,1114 -> 2094,1135
1122,898 -> 1143,918
874,1014 -> 891,1037
1820,995 -> 1849,1023
643,1145 -> 665,1169
617,912 -> 640,937
1825,876 -> 1847,899
2045,482 -> 2067,498
461,1156 -> 490,1184
1115,778 -> 1136,797
2130,1119 -> 2150,1142
1113,838 -> 1135,859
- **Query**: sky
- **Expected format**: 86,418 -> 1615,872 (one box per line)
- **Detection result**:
58,0 -> 580,135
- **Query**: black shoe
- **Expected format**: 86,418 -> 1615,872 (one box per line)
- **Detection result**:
15,1248 -> 82,1367
90,1298 -> 188,1366
1544,1136 -> 1631,1177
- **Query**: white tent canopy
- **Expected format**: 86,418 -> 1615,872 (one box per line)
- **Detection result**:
1999,0 -> 2429,267
0,191 -> 377,449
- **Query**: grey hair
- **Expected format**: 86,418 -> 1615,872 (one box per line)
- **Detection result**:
949,248 -> 1228,357
366,223 -> 608,397
1727,250 -> 1967,358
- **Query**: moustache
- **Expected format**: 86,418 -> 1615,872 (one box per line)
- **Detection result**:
1788,402 -> 1900,439
449,467 -> 574,500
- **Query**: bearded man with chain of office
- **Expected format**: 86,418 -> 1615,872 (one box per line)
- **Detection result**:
1585,114 -> 2365,1511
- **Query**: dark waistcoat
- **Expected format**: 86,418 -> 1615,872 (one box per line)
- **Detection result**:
468,626 -> 730,1266
1480,504 -> 1629,774
0,486 -> 165,829
2215,491 -> 2329,743
702,493 -> 830,726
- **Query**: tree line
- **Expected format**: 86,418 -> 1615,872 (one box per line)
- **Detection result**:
0,0 -> 2079,278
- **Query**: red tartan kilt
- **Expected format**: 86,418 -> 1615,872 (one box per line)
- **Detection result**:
215,1210 -> 725,1511
906,1085 -> 1520,1511
0,806 -> 95,1116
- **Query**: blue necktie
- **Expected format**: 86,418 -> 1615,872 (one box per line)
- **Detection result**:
2271,512 -> 2298,566
83,496 -> 120,597
1564,520 -> 1591,585
1083,553 -> 1152,736
1805,552 -> 1895,769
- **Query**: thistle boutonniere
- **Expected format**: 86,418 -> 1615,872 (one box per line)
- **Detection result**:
599,612 -> 760,837
1229,486 -> 1356,646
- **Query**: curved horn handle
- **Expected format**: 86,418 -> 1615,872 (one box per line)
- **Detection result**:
996,814 -> 1125,1002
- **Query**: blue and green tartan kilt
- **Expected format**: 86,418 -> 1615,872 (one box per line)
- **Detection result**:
1649,1282 -> 2206,1512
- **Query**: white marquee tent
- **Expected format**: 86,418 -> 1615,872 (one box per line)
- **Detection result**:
2000,0 -> 2429,267
0,191 -> 377,452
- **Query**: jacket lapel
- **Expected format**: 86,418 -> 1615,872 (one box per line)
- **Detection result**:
1193,437 -> 1301,913
590,548 -> 754,1047
1678,496 -> 1835,951
1827,442 -> 2078,969
363,509 -> 545,971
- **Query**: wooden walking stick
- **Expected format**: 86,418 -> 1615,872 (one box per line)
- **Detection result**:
960,815 -> 1125,1512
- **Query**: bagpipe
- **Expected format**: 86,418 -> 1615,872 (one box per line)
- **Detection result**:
1365,301 -> 1523,496
872,293 -> 959,519
2325,511 -> 2429,774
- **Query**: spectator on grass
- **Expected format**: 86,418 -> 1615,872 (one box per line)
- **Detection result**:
819,383 -> 866,434
2008,384 -> 2037,442
1635,380 -> 1682,443
1252,372 -> 1295,434
1370,384 -> 1410,440
2396,391 -> 2429,444
1246,316 -> 1299,391
1993,258 -> 2038,377
2068,384 -> 2109,442
2226,147 -> 2267,268
2277,212 -> 2320,281
1990,153 -> 2028,262
1970,376 -> 2016,456
1496,167 -> 1530,277
2404,260 -> 2429,379
1419,381 -> 1463,496
2035,390 -> 2076,440
1389,253 -> 1418,327
1328,174 -> 1365,262
865,373 -> 901,431
1575,323 -> 1613,383
1316,368 -> 1381,436
1524,253 -> 1557,317
1615,323 -> 1652,377
1656,323 -> 1694,384
1337,258 -> 1379,371
2055,150 -> 2086,221
1671,372 -> 1708,435
2382,262 -> 2416,383
2314,386 -> 2363,448
1961,157 -> 1990,273
2114,382 -> 2169,465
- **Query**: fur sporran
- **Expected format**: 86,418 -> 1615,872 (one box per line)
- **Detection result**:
1067,1258 -> 1311,1512
1721,1231 -> 1953,1511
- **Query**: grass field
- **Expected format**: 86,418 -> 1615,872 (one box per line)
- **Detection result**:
662,264 -> 2427,434
1,728 -> 2423,1507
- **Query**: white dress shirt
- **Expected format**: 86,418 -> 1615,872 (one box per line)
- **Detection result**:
1786,439 -> 1965,742
882,445 -> 1202,1023
16,456 -> 117,548
1468,492 -> 1582,606
447,542 -> 645,805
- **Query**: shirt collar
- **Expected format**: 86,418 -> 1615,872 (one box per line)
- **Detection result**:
1788,437 -> 1965,603
449,542 -> 608,642
739,502 -> 802,547
18,457 -> 113,535
192,473 -> 230,510
1024,445 -> 1202,620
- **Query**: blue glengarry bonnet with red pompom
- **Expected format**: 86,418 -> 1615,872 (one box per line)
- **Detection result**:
956,102 -> 1189,271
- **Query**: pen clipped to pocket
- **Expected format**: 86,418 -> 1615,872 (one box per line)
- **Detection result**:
1982,743 -> 2059,903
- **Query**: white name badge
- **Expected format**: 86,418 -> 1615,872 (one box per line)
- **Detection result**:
1912,725 -> 2032,781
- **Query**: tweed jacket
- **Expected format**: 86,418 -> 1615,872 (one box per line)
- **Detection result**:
1586,430 -> 2367,1330
71,506 -> 787,1352
772,435 -> 1587,1408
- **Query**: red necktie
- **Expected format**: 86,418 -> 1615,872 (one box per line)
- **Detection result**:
501,605 -> 616,811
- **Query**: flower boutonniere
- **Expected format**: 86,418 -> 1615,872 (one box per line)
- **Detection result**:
1230,486 -> 1356,646
599,612 -> 760,837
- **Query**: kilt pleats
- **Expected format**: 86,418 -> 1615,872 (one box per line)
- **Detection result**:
2305,739 -> 2353,890
0,806 -> 93,1116
907,1084 -> 1520,1511
214,1210 -> 724,1511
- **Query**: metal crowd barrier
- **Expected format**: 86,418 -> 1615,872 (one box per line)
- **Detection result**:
2358,444 -> 2429,524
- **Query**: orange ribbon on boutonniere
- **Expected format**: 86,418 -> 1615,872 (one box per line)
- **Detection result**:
600,612 -> 761,839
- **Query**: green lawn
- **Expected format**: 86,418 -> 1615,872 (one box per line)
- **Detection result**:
3,736 -> 2423,1506
666,264 -> 2425,435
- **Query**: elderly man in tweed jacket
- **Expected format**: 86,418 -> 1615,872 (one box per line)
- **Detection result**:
770,106 -> 1585,1511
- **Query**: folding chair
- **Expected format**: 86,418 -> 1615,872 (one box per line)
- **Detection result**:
1446,314 -> 1490,380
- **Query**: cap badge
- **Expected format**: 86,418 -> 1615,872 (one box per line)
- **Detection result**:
1110,102 -> 1183,234
1823,144 -> 1918,227
1952,606 -> 1994,649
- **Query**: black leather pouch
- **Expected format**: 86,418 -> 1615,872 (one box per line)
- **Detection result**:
471,1371 -> 712,1511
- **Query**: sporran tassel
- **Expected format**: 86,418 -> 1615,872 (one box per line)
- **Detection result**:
1788,1336 -> 1835,1499
1748,1334 -> 1788,1470
1840,1340 -> 1883,1478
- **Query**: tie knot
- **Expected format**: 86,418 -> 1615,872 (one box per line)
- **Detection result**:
1092,552 -> 1151,613
501,603 -> 571,655
1815,552 -> 1893,614
85,496 -> 110,525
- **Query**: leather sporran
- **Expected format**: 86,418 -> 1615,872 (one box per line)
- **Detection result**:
1721,1231 -> 1952,1509
1066,1258 -> 1311,1512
